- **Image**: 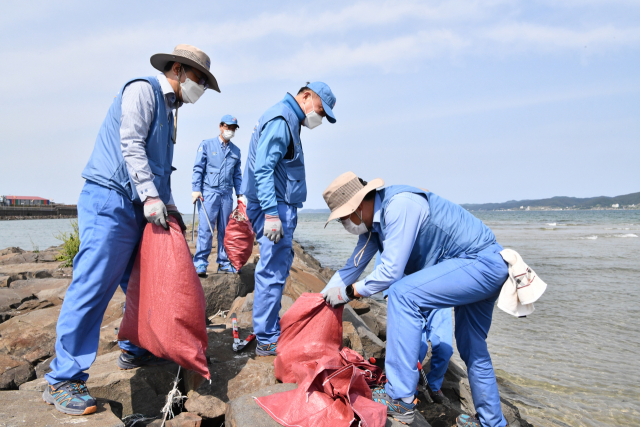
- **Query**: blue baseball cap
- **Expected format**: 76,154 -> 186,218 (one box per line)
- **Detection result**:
220,114 -> 239,128
306,82 -> 336,123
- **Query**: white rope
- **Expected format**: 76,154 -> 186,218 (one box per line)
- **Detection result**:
160,366 -> 186,427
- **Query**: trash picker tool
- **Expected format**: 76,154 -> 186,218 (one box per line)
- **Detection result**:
231,312 -> 255,352
197,198 -> 215,237
417,361 -> 434,403
191,202 -> 196,242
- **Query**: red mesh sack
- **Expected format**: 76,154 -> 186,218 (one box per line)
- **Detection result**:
274,293 -> 344,383
223,200 -> 255,271
118,217 -> 210,379
256,357 -> 386,427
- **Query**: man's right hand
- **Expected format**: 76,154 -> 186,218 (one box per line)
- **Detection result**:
264,214 -> 284,243
192,191 -> 203,204
144,197 -> 168,230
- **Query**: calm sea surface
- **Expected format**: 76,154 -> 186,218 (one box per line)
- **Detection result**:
1,210 -> 639,426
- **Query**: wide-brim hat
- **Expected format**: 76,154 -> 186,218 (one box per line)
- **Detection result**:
150,44 -> 220,93
323,172 -> 384,227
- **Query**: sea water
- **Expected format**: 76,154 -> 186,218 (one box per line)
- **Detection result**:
1,210 -> 639,426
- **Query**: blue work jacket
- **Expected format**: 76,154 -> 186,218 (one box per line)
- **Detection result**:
240,93 -> 306,215
82,76 -> 173,205
192,137 -> 242,195
328,186 -> 498,297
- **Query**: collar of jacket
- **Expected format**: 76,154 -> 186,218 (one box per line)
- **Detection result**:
282,93 -> 305,123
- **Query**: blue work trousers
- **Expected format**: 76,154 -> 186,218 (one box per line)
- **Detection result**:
419,308 -> 454,392
386,244 -> 508,427
193,190 -> 233,269
246,201 -> 297,344
46,181 -> 148,385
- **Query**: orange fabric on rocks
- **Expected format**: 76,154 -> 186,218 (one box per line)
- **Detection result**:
118,217 -> 210,379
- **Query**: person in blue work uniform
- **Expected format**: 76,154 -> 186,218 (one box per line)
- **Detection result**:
192,115 -> 243,276
321,172 -> 509,427
42,45 -> 220,416
240,82 -> 337,356
371,254 -> 453,405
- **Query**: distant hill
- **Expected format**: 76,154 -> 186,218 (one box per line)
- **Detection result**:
461,192 -> 640,211
299,208 -> 331,213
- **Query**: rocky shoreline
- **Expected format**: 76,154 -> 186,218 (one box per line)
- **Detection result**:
0,232 -> 534,427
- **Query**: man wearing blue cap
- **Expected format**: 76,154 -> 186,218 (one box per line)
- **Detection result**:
192,115 -> 243,275
241,82 -> 337,356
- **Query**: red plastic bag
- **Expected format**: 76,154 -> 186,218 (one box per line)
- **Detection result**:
118,217 -> 210,379
256,356 -> 386,427
223,200 -> 255,271
274,293 -> 344,383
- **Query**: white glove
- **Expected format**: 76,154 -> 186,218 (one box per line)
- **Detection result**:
237,194 -> 248,206
144,197 -> 168,230
192,191 -> 203,204
264,214 -> 284,243
321,286 -> 350,307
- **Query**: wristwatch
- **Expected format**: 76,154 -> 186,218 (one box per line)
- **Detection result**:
346,284 -> 358,300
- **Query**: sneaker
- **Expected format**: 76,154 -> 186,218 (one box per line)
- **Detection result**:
43,380 -> 97,416
116,350 -> 172,370
255,342 -> 277,356
196,265 -> 208,278
457,414 -> 482,427
218,263 -> 238,274
428,388 -> 450,405
372,386 -> 416,425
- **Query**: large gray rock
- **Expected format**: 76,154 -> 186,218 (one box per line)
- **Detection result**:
0,354 -> 35,390
225,383 -> 297,427
21,351 -> 181,417
201,270 -> 254,318
185,390 -> 226,421
343,304 -> 386,359
0,263 -> 57,283
0,306 -> 60,363
0,390 -> 124,427
226,357 -> 277,401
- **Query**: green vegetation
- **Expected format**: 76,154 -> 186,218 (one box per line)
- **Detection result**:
28,235 -> 39,253
462,191 -> 640,211
55,220 -> 80,267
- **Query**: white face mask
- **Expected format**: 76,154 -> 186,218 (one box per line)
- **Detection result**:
180,77 -> 205,104
222,129 -> 235,141
342,210 -> 368,235
302,93 -> 323,129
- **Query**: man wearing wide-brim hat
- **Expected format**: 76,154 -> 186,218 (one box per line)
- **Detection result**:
43,45 -> 219,416
320,172 -> 510,427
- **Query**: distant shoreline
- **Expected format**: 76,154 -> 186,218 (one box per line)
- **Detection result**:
0,215 -> 77,221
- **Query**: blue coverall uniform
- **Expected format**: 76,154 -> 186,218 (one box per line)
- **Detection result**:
326,186 -> 508,427
240,93 -> 306,345
365,254 -> 454,393
192,136 -> 242,270
46,76 -> 175,384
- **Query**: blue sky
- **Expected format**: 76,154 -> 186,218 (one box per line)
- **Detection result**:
1,0 -> 638,210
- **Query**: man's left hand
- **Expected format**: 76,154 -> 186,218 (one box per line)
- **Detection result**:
322,286 -> 350,308
166,205 -> 187,233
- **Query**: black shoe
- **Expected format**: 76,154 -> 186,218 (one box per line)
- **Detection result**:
372,386 -> 416,425
428,388 -> 450,405
116,350 -> 172,370
43,380 -> 97,416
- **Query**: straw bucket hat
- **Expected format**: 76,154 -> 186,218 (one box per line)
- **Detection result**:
323,172 -> 384,227
150,44 -> 220,93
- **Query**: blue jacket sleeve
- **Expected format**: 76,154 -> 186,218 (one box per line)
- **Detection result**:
321,232 -> 379,292
354,193 -> 430,297
234,148 -> 243,195
254,118 -> 290,216
192,141 -> 207,192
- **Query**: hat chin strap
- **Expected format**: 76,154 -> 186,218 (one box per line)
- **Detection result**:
353,231 -> 372,267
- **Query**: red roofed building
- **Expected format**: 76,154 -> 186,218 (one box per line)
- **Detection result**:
1,196 -> 51,206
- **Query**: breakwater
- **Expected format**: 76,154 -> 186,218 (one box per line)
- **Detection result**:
0,206 -> 77,220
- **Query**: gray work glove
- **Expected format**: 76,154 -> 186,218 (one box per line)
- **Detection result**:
264,214 -> 284,243
144,197 -> 168,230
322,286 -> 350,308
192,191 -> 203,204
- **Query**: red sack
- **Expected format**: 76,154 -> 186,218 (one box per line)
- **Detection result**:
339,348 -> 386,387
256,356 -> 386,427
118,217 -> 210,379
274,293 -> 344,383
223,200 -> 255,271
